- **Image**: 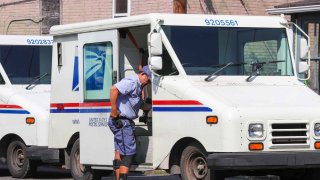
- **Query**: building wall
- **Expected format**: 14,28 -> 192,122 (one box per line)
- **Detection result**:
131,0 -> 173,16
60,0 -> 173,24
186,0 -> 302,15
0,0 -> 41,35
0,0 -> 307,35
60,0 -> 112,24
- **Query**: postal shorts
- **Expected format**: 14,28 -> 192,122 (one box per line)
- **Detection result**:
108,117 -> 136,155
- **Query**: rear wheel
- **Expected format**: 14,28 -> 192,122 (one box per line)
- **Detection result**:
180,143 -> 210,180
6,139 -> 37,178
70,139 -> 93,180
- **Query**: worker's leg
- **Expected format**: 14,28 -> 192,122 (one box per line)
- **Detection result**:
108,118 -> 136,179
119,155 -> 133,180
113,150 -> 121,180
119,166 -> 128,180
108,118 -> 123,180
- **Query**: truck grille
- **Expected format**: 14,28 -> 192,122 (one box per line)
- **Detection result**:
269,122 -> 309,149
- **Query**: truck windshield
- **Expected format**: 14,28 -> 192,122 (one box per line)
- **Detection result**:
0,45 -> 52,84
162,26 -> 293,76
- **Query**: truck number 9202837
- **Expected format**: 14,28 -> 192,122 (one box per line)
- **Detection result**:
27,39 -> 53,45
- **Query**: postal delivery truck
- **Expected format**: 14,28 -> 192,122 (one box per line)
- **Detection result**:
0,35 -> 53,178
2,13 -> 320,180
47,13 -> 320,180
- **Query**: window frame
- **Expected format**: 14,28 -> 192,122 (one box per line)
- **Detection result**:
83,41 -> 113,102
112,0 -> 131,18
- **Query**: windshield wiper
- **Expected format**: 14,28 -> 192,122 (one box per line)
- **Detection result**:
26,73 -> 49,90
205,62 -> 246,81
246,60 -> 284,82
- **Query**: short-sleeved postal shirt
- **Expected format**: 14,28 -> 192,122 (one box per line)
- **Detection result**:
114,74 -> 142,119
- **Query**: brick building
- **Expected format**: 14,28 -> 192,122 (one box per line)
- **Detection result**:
0,0 -> 304,35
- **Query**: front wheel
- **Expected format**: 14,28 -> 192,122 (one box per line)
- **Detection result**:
180,143 -> 210,180
6,139 -> 37,178
70,139 -> 93,180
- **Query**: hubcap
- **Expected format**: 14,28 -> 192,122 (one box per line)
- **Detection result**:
13,146 -> 24,168
191,155 -> 208,179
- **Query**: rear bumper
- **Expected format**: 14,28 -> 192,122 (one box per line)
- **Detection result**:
207,151 -> 320,170
26,146 -> 61,164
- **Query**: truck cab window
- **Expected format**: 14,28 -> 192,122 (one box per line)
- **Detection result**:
242,30 -> 293,76
0,45 -> 52,84
83,42 -> 113,100
162,26 -> 293,77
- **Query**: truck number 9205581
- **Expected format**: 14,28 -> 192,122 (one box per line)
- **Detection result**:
204,19 -> 239,26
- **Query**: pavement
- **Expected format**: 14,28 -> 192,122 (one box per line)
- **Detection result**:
102,175 -> 181,180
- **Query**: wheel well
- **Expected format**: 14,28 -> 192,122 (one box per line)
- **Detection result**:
168,137 -> 206,174
66,132 -> 79,154
0,134 -> 24,163
63,132 -> 79,169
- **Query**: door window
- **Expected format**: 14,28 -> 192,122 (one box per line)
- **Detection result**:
83,42 -> 113,100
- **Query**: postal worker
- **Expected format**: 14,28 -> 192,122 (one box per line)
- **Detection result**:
108,65 -> 152,180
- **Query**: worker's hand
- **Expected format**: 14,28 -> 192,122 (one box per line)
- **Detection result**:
141,102 -> 152,111
110,109 -> 120,119
141,98 -> 152,111
110,109 -> 122,128
113,119 -> 123,129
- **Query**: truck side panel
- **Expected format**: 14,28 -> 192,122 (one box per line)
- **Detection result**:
49,35 -> 80,148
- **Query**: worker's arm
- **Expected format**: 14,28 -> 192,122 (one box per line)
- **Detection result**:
140,97 -> 152,111
110,85 -> 120,119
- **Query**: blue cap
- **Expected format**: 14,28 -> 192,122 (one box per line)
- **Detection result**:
142,65 -> 152,79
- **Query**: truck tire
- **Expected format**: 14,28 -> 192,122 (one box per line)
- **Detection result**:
6,139 -> 37,178
180,143 -> 210,180
70,139 -> 93,180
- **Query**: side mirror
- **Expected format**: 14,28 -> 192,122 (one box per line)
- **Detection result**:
300,37 -> 309,59
148,33 -> 162,56
298,61 -> 309,74
149,56 -> 162,70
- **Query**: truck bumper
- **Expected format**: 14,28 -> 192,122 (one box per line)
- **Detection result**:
26,146 -> 61,164
207,151 -> 320,170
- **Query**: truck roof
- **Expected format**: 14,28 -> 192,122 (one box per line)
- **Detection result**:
50,13 -> 287,36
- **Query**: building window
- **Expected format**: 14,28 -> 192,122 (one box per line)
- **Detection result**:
113,0 -> 130,18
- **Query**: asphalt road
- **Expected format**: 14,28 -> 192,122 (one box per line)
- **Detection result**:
0,164 -> 285,180
0,163 -> 179,180
1,163 -> 297,180
0,163 -> 72,180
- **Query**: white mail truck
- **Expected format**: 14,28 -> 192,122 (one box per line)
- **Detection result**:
0,13 -> 316,180
0,35 -> 53,178
47,13 -> 320,180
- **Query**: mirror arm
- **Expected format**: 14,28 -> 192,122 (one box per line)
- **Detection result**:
148,19 -> 163,77
288,22 -> 311,81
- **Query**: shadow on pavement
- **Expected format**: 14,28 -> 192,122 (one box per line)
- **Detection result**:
32,166 -> 72,179
0,168 -> 11,177
0,164 -> 72,179
102,175 -> 181,180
